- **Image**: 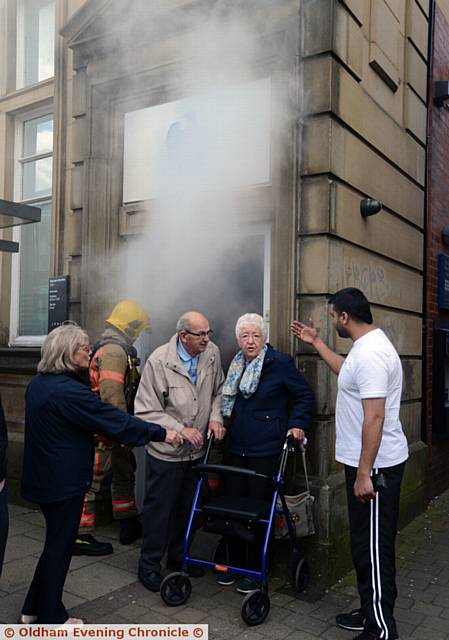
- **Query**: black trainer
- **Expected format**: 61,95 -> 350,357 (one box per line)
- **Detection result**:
119,517 -> 142,545
72,534 -> 113,556
336,608 -> 365,632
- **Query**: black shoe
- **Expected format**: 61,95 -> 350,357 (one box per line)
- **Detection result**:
139,571 -> 162,592
119,517 -> 142,545
352,633 -> 381,640
166,560 -> 205,578
72,534 -> 113,556
336,609 -> 365,632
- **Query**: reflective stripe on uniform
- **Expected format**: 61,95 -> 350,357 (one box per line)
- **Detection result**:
80,513 -> 95,527
99,370 -> 125,383
93,451 -> 101,476
112,498 -> 136,512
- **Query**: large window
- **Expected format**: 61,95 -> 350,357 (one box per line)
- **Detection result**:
16,0 -> 55,89
10,111 -> 53,343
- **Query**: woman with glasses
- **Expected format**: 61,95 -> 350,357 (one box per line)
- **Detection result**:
219,313 -> 314,593
20,323 -> 182,625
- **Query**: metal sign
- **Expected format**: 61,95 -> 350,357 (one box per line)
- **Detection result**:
48,276 -> 70,332
0,239 -> 19,253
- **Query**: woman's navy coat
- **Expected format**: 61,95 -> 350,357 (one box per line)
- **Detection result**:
22,372 -> 166,504
228,345 -> 314,457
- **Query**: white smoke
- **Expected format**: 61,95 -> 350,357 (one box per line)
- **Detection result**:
112,5 -> 288,364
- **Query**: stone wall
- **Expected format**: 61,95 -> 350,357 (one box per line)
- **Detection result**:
297,0 -> 429,583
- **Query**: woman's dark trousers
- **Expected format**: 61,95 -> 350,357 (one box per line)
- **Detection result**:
345,463 -> 405,640
22,494 -> 85,623
225,454 -> 279,570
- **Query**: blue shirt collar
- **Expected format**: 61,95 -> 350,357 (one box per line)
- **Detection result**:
176,338 -> 199,364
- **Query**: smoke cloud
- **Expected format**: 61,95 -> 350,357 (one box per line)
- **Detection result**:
104,2 -> 292,365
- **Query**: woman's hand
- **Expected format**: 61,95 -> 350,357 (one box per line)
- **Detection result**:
164,430 -> 183,446
207,421 -> 226,441
290,320 -> 318,345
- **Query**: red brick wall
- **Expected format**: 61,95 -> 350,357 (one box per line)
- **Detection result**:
425,3 -> 449,496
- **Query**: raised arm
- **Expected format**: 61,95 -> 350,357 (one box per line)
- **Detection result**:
290,320 -> 345,375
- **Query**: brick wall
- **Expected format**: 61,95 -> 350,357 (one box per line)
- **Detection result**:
425,2 -> 449,495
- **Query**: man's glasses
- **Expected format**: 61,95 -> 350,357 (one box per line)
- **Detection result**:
184,330 -> 213,339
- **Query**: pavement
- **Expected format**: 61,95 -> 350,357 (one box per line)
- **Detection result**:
1,490 -> 449,639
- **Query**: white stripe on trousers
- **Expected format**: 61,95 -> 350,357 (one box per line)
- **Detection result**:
369,473 -> 389,639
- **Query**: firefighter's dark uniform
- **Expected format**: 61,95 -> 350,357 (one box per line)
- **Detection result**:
74,327 -> 143,554
73,299 -> 149,555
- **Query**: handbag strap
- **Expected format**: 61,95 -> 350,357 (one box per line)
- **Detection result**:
301,445 -> 311,494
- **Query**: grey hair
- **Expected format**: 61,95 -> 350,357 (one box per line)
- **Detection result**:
37,323 -> 90,374
176,314 -> 191,333
235,313 -> 267,341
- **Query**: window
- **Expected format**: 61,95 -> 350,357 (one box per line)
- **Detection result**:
16,0 -> 55,89
122,78 -> 271,203
10,111 -> 53,344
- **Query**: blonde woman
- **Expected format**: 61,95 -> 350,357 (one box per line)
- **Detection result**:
20,323 -> 181,625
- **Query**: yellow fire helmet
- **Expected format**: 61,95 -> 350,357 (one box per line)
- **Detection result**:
106,300 -> 150,341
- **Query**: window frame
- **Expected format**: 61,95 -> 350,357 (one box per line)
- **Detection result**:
15,0 -> 56,91
9,104 -> 54,347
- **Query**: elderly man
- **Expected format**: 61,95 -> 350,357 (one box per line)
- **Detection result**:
135,311 -> 225,592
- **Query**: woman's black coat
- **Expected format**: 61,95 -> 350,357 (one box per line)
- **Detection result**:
22,372 -> 166,504
228,345 -> 314,458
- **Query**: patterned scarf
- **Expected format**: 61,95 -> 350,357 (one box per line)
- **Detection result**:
222,344 -> 268,418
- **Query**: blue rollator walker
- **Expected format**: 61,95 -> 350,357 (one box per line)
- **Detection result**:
160,434 -> 310,626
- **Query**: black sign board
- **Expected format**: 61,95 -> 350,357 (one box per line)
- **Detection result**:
48,276 -> 70,332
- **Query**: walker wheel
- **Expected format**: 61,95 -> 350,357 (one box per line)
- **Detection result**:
160,572 -> 192,606
241,590 -> 270,626
295,558 -> 309,593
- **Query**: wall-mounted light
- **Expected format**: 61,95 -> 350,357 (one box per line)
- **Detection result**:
360,198 -> 382,218
434,81 -> 449,110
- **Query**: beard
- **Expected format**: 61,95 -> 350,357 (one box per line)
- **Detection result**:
336,323 -> 350,339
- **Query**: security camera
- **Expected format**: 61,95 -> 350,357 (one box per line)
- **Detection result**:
360,198 -> 382,218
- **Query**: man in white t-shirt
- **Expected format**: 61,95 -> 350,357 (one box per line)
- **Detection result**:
291,288 -> 408,640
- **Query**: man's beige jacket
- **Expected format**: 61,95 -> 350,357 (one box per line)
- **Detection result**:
134,334 -> 224,462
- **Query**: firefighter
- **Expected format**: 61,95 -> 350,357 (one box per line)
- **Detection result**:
72,300 -> 150,556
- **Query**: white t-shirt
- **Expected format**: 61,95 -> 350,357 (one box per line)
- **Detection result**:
335,328 -> 409,468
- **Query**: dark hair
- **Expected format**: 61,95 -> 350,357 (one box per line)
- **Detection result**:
328,288 -> 373,324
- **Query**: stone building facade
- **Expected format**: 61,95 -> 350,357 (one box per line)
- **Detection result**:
0,0 -> 448,585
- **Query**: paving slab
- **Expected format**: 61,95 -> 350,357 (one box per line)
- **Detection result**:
64,562 -> 137,600
3,534 -> 43,563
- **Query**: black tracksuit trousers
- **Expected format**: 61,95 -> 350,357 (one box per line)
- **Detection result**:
345,462 -> 405,640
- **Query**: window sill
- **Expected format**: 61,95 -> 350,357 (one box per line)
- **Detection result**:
0,346 -> 40,374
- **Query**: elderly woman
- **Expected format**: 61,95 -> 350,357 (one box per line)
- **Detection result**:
220,313 -> 314,593
20,323 -> 181,625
